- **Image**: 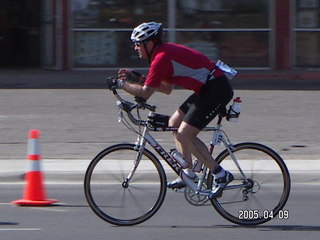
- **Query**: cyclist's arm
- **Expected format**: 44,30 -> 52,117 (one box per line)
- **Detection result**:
157,81 -> 173,95
122,82 -> 155,100
122,81 -> 172,100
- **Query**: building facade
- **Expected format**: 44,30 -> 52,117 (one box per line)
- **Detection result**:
0,0 -> 319,70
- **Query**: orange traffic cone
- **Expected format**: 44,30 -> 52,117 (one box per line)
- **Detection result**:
12,129 -> 58,206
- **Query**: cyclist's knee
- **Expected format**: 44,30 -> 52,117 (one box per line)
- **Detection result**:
175,131 -> 185,144
169,109 -> 185,127
176,123 -> 199,144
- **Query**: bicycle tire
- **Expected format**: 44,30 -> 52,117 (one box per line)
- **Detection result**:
84,143 -> 167,226
208,142 -> 291,225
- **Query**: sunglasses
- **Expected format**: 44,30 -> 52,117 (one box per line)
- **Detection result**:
134,41 -> 149,47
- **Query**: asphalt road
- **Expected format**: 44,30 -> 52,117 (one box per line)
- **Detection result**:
0,88 -> 319,161
1,184 -> 320,240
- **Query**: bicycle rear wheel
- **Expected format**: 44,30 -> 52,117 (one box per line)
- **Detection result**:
84,143 -> 167,226
208,142 -> 291,225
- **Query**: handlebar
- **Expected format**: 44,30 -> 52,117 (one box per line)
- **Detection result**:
112,88 -> 157,127
112,89 -> 156,112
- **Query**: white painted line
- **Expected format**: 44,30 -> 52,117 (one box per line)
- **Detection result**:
28,207 -> 67,212
0,228 -> 41,231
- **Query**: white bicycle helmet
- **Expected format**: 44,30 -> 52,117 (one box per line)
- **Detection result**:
131,22 -> 162,43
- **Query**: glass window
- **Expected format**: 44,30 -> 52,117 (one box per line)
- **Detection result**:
176,0 -> 269,29
295,0 -> 320,67
71,0 -> 271,68
296,32 -> 320,67
73,0 -> 167,28
72,0 -> 168,68
296,0 -> 319,29
176,31 -> 269,68
73,31 -> 168,68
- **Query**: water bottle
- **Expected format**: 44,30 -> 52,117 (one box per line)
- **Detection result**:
228,97 -> 241,123
170,149 -> 189,168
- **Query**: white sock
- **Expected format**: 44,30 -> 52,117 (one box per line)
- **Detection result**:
213,168 -> 226,179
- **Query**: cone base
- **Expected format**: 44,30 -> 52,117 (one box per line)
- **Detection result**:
12,199 -> 58,206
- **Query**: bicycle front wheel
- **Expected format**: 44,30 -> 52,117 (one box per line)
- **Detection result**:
84,144 -> 167,226
209,142 -> 291,225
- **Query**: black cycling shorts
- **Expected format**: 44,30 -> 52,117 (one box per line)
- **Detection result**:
179,75 -> 234,130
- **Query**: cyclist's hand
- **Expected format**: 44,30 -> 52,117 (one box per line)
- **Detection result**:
106,77 -> 124,90
118,68 -> 145,85
118,68 -> 127,81
129,70 -> 145,84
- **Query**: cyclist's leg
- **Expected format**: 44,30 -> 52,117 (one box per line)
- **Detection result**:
169,109 -> 186,159
170,93 -> 197,164
171,93 -> 203,166
169,109 -> 185,127
177,121 -> 217,170
178,77 -> 233,170
167,96 -> 197,189
177,118 -> 234,198
176,76 -> 234,196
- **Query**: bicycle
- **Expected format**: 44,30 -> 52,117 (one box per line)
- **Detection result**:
84,81 -> 291,226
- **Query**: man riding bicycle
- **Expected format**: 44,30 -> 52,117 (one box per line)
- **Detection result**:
107,22 -> 234,199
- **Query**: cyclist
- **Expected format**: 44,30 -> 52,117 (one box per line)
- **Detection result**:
107,22 -> 234,199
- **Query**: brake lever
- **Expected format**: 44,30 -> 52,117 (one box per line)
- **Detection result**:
134,96 -> 146,104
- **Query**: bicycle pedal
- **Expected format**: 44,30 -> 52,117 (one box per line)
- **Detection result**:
173,188 -> 184,193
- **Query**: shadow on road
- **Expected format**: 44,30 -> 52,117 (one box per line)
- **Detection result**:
215,224 -> 320,231
135,224 -> 320,232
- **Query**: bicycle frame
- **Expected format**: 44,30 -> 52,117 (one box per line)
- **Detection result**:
127,120 -> 248,196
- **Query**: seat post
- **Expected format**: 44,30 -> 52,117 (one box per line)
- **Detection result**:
217,114 -> 223,125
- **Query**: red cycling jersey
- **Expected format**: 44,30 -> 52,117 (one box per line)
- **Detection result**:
144,43 -> 224,94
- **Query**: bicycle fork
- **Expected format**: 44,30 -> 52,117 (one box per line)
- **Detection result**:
122,130 -> 148,188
